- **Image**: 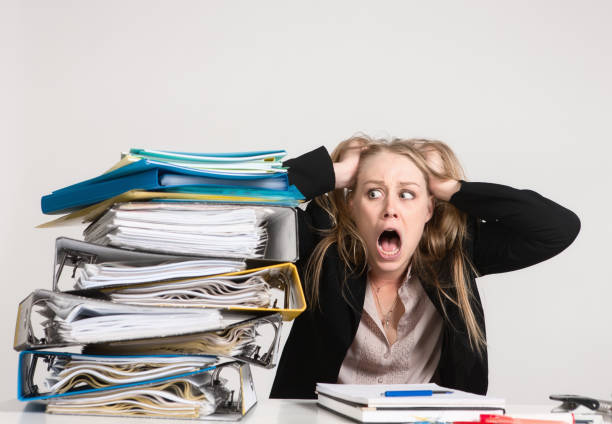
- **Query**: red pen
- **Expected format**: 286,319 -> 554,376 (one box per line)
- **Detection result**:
454,414 -> 574,424
480,414 -> 573,424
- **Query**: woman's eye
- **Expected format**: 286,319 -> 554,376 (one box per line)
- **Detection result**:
367,189 -> 382,199
400,191 -> 414,199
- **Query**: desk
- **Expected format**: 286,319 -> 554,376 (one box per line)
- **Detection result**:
0,399 -> 346,424
0,399 -> 563,424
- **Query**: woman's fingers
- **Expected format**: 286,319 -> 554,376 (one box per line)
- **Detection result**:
334,142 -> 367,189
422,148 -> 460,201
423,148 -> 445,176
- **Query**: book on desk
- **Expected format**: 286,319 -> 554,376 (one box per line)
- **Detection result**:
316,382 -> 506,423
315,382 -> 596,424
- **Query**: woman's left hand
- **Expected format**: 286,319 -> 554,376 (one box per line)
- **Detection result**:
423,149 -> 462,202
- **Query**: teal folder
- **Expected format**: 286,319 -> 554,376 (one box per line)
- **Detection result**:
42,159 -> 293,214
128,148 -> 287,163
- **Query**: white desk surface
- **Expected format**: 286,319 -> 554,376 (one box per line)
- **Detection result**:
0,398 -> 560,424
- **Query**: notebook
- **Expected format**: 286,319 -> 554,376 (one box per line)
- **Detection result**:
316,383 -> 506,423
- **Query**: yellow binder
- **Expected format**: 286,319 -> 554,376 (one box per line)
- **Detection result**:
93,262 -> 306,321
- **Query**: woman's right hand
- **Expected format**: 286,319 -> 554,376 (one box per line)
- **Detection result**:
423,148 -> 461,201
333,141 -> 366,189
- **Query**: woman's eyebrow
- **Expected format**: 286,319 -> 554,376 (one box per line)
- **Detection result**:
399,181 -> 421,188
362,180 -> 421,187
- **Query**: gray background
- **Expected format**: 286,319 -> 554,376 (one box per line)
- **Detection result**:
2,0 -> 610,404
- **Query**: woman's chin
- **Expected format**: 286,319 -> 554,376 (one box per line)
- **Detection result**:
368,247 -> 410,277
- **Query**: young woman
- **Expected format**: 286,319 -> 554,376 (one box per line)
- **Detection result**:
270,136 -> 580,399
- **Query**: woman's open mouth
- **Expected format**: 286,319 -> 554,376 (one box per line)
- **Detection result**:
377,229 -> 402,259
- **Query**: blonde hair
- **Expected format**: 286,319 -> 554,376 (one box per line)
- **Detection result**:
305,135 -> 485,354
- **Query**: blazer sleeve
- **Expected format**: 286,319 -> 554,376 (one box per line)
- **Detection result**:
284,146 -> 335,200
283,146 -> 336,267
449,181 -> 581,276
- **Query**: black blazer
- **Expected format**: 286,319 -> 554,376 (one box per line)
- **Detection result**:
270,146 -> 580,399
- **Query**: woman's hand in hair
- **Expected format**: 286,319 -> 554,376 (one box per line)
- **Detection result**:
423,149 -> 461,201
333,141 -> 365,189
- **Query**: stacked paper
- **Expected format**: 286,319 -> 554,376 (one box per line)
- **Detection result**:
15,148 -> 308,420
83,203 -> 269,258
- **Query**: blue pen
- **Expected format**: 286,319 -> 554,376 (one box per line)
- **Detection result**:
384,390 -> 453,397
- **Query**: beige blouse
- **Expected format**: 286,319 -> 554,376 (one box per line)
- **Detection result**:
337,273 -> 443,384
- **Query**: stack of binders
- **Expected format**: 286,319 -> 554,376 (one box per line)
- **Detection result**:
14,148 -> 307,420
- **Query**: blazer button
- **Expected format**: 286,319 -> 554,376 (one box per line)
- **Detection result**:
377,377 -> 383,383
383,352 -> 390,359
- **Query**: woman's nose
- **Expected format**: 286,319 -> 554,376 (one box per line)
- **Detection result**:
384,210 -> 399,218
383,200 -> 398,219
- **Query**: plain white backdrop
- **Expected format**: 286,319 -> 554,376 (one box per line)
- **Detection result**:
2,0 -> 611,406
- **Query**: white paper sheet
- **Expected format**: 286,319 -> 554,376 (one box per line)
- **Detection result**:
77,259 -> 245,289
39,297 -> 224,344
